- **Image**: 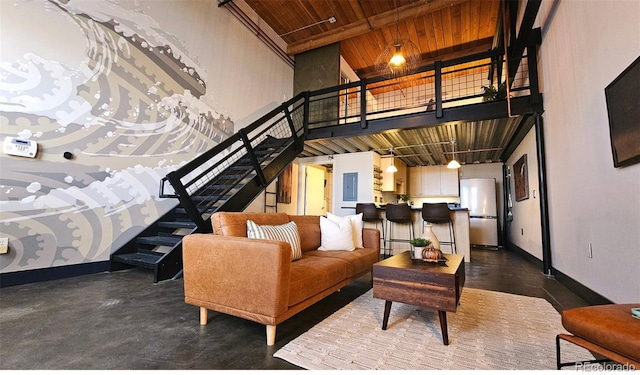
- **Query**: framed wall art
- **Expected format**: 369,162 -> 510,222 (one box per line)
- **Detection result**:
604,55 -> 640,168
513,154 -> 529,202
277,163 -> 293,203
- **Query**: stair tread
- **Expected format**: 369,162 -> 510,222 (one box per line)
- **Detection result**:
138,234 -> 183,247
158,220 -> 197,229
113,252 -> 161,268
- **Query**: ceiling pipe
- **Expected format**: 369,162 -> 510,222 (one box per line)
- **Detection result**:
279,16 -> 336,37
218,0 -> 294,68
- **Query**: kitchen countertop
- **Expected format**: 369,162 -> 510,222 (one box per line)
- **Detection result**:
341,206 -> 468,211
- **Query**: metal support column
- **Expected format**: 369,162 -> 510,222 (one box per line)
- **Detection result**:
535,113 -> 552,275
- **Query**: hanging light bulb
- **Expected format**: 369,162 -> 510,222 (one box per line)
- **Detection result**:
447,159 -> 461,169
386,148 -> 398,173
447,140 -> 461,169
374,0 -> 419,79
388,44 -> 406,68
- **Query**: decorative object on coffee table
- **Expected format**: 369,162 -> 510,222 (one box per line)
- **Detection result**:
409,237 -> 430,258
422,246 -> 444,262
423,223 -> 440,249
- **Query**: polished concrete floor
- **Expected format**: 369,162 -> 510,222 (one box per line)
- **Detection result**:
0,249 -> 588,370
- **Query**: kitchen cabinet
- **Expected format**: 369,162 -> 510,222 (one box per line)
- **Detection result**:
408,166 -> 459,197
380,157 -> 406,193
439,167 -> 459,195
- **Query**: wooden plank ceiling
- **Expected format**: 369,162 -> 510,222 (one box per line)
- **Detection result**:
244,0 -> 500,77
242,0 -> 520,167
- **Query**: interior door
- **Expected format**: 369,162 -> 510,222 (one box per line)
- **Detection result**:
304,166 -> 326,215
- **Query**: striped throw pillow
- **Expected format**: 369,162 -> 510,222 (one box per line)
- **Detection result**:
246,220 -> 303,261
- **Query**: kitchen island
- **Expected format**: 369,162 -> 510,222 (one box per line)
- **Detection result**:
342,205 -> 471,262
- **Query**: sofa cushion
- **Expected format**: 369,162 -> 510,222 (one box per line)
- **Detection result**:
326,212 -> 364,248
246,220 -> 302,261
318,216 -> 355,251
305,247 -> 380,278
211,212 -> 289,237
288,215 -> 321,252
288,255 -> 347,306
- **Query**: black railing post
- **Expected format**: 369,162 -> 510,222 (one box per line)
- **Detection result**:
165,171 -> 209,232
360,78 -> 368,129
239,128 -> 267,187
497,54 -> 504,87
303,91 -> 310,137
527,45 -> 541,105
283,105 -> 298,145
435,60 -> 443,118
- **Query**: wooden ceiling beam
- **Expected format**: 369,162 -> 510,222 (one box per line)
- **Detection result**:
287,0 -> 467,56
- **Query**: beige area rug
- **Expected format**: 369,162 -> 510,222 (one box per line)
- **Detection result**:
274,288 -> 595,370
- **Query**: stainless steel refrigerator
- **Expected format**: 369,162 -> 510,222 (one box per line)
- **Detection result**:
460,178 -> 499,247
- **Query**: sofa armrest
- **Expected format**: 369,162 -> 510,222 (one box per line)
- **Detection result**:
182,234 -> 291,318
362,228 -> 380,252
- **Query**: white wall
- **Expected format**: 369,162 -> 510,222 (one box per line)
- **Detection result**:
332,152 -> 377,216
506,128 -> 542,259
146,0 -> 292,126
537,0 -> 640,302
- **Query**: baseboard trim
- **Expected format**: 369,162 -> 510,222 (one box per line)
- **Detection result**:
552,268 -> 613,305
507,244 -> 612,306
507,243 -> 543,267
0,261 -> 110,288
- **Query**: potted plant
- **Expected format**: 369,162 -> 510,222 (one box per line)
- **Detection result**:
397,194 -> 410,204
481,81 -> 508,101
410,238 -> 431,258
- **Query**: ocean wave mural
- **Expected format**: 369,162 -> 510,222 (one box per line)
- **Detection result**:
0,0 -> 234,272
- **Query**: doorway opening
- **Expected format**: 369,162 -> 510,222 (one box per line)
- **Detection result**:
302,165 -> 332,215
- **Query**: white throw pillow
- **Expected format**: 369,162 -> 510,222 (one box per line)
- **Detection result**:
326,212 -> 364,248
318,216 -> 355,251
246,220 -> 302,261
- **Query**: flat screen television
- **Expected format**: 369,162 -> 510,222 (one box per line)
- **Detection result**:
604,55 -> 640,168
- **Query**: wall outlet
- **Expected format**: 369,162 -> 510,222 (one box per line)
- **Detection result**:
588,242 -> 593,258
0,237 -> 8,254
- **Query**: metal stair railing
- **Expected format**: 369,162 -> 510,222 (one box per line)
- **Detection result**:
157,46 -> 539,234
159,92 -> 307,232
110,45 -> 540,282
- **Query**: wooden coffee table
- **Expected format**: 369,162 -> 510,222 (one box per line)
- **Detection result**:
372,251 -> 465,345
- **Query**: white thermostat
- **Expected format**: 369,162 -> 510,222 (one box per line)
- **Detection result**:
4,137 -> 38,158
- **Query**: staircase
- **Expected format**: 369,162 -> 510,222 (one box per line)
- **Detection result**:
110,93 -> 307,282
108,46 -> 539,283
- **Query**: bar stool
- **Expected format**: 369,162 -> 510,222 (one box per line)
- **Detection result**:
356,203 -> 385,246
421,203 -> 456,254
384,203 -> 414,258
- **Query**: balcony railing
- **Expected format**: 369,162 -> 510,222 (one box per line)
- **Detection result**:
306,48 -> 534,132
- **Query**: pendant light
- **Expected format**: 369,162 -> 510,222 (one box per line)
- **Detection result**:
374,1 -> 419,79
447,140 -> 461,169
386,148 -> 398,173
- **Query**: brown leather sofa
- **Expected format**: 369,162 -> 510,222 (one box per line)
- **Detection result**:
556,304 -> 640,369
182,212 -> 381,346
